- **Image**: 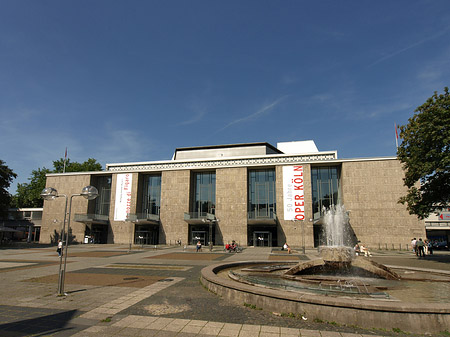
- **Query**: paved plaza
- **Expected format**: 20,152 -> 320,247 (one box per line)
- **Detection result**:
1,244 -> 449,337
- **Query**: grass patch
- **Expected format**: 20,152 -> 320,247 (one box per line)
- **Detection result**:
243,303 -> 262,310
392,327 -> 409,334
101,317 -> 112,323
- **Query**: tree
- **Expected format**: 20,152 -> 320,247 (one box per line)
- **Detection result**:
397,87 -> 450,219
52,158 -> 102,173
0,160 -> 17,217
14,168 -> 51,208
14,158 -> 103,208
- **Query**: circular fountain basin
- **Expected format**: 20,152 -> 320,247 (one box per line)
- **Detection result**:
201,260 -> 450,334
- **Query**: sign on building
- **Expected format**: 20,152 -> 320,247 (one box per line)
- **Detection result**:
283,165 -> 305,221
114,173 -> 132,221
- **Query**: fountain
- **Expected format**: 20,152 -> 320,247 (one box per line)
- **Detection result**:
201,204 -> 450,333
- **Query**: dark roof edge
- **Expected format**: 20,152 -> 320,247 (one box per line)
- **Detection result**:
174,142 -> 284,154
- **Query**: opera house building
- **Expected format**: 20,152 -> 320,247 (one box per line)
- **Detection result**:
40,140 -> 448,250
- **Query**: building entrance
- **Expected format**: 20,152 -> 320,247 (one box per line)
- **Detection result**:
191,230 -> 207,245
189,224 -> 215,246
84,224 -> 108,244
253,231 -> 272,247
134,224 -> 159,245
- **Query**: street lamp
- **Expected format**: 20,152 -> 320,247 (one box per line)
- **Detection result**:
41,185 -> 98,296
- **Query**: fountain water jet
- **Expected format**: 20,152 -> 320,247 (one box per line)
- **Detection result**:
323,204 -> 350,247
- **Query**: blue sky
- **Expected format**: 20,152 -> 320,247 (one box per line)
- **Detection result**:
1,0 -> 449,193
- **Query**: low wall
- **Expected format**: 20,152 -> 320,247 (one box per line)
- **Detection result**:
200,261 -> 450,334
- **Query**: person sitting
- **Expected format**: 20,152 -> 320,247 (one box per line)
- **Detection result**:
360,244 -> 372,257
231,241 -> 237,252
283,242 -> 291,254
225,243 -> 230,252
354,243 -> 361,256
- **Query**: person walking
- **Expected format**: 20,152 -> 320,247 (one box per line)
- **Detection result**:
57,240 -> 63,257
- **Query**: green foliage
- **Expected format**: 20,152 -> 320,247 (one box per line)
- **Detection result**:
397,87 -> 450,219
14,167 -> 51,208
0,160 -> 17,217
14,158 -> 103,208
52,158 -> 102,173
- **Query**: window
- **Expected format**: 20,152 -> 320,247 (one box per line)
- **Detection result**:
94,176 -> 112,216
311,166 -> 341,219
192,172 -> 216,216
141,175 -> 161,216
248,169 -> 276,219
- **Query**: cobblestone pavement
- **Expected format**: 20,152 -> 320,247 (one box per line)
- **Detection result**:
0,244 -> 449,337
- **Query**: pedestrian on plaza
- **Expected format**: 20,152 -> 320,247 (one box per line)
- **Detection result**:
411,238 -> 417,255
427,240 -> 434,255
196,241 -> 202,252
57,240 -> 63,257
416,238 -> 425,257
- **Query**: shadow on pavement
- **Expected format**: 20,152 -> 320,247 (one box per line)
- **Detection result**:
0,309 -> 79,337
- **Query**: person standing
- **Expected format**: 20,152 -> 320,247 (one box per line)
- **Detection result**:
411,238 -> 417,255
427,240 -> 434,255
416,238 -> 425,257
196,241 -> 202,252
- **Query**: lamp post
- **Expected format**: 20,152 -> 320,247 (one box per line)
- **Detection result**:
41,185 -> 98,296
41,187 -> 67,295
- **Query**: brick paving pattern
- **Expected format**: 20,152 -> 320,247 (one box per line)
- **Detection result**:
1,244 -> 449,336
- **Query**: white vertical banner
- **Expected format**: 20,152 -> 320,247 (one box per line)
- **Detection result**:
283,165 -> 305,221
114,173 -> 132,221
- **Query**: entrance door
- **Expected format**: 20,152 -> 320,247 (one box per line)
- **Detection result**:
253,231 -> 272,247
135,225 -> 159,245
191,231 -> 207,245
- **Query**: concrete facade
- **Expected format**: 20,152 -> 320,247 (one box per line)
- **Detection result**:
341,159 -> 425,249
40,142 -> 427,249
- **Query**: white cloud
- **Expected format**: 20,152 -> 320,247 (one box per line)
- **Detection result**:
216,95 -> 289,133
369,28 -> 450,67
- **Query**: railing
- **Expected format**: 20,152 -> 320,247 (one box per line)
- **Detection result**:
74,213 -> 109,222
127,213 -> 160,222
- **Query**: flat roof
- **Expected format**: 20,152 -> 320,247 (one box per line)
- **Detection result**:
174,142 -> 283,154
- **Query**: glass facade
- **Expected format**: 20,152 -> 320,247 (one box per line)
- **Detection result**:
311,166 -> 341,220
248,169 -> 276,219
141,175 -> 161,216
94,176 -> 112,216
192,171 -> 216,216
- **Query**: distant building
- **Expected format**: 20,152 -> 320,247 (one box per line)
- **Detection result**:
39,140 -> 444,249
1,208 -> 42,243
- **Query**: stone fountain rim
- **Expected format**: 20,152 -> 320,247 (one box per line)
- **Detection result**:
201,260 -> 450,313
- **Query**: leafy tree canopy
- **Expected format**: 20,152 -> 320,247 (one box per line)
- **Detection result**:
0,159 -> 17,217
397,87 -> 450,219
13,158 -> 103,208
